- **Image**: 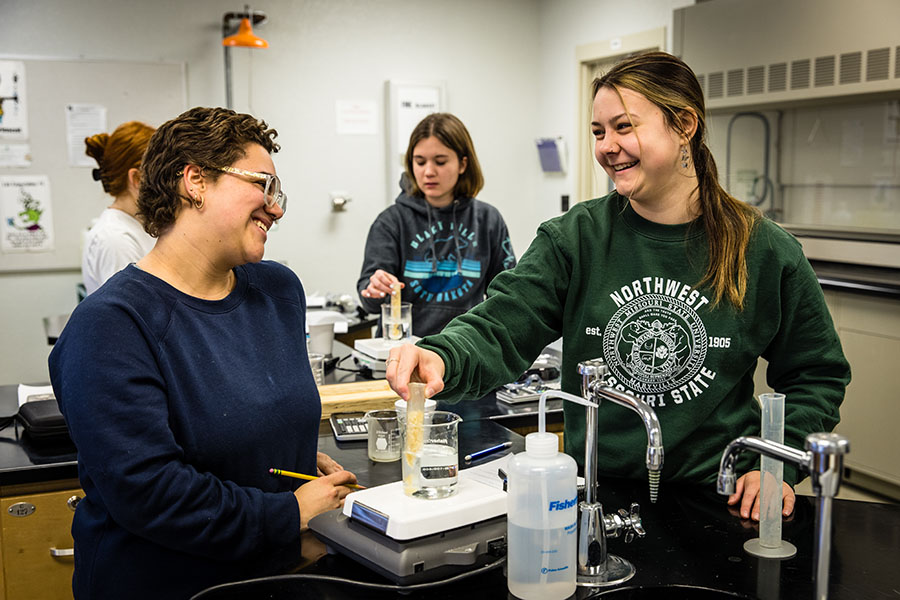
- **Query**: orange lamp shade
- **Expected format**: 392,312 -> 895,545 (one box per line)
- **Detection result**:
222,17 -> 269,48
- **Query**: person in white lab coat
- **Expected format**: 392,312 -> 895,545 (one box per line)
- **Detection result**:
82,121 -> 157,295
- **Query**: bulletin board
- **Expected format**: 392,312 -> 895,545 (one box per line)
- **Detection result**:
0,57 -> 186,273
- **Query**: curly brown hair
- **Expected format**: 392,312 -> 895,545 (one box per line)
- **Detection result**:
85,121 -> 155,197
138,107 -> 280,237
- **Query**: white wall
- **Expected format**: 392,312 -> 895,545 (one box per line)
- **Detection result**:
0,0 -> 692,385
535,0 -> 695,220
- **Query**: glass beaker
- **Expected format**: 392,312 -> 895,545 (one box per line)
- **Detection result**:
308,353 -> 325,386
366,409 -> 401,462
402,410 -> 462,499
381,302 -> 412,341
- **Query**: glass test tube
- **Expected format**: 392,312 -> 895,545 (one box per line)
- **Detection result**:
389,283 -> 402,340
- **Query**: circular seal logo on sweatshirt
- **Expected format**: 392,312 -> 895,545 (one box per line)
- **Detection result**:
602,294 -> 707,394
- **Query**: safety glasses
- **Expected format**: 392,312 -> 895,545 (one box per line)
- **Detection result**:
213,166 -> 288,213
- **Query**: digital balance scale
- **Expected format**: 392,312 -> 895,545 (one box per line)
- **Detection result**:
308,456 -> 509,585
351,337 -> 420,374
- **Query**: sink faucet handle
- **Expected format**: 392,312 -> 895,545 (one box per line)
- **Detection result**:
577,358 -> 608,398
577,358 -> 608,377
805,432 -> 850,499
617,503 -> 645,543
628,503 -> 645,538
604,502 -> 645,543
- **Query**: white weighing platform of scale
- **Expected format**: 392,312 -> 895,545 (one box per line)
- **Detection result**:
351,336 -> 420,373
309,455 -> 510,585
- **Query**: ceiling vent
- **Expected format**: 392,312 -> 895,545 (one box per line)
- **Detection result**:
840,52 -> 862,84
768,63 -> 787,92
708,71 -> 724,99
867,47 -> 889,81
791,59 -> 811,90
815,55 -> 835,87
747,66 -> 765,94
674,0 -> 900,111
727,69 -> 744,96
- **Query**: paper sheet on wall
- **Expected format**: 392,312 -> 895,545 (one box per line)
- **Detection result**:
1,175 -> 55,252
0,143 -> 31,167
66,104 -> 107,167
336,100 -> 377,135
0,60 -> 28,141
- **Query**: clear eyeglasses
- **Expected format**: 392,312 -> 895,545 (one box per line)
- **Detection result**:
214,166 -> 288,213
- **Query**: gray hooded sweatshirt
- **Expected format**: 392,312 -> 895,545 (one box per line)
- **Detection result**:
357,192 -> 516,337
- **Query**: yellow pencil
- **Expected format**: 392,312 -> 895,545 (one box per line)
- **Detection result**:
269,467 -> 363,490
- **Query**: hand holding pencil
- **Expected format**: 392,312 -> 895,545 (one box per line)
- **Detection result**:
271,455 -> 362,530
270,468 -> 363,490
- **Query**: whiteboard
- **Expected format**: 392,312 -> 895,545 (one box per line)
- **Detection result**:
0,57 -> 186,273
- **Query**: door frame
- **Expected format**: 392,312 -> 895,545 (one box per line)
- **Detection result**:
575,28 -> 667,204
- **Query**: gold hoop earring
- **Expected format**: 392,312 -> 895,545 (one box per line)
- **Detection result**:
193,193 -> 204,210
681,145 -> 690,169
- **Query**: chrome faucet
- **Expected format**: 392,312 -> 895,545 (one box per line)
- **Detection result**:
575,358 -> 665,587
717,432 -> 850,600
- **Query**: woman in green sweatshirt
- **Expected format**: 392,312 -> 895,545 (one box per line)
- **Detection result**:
385,52 -> 850,522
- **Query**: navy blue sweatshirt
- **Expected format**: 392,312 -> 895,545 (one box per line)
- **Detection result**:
49,262 -> 318,599
357,191 -> 516,337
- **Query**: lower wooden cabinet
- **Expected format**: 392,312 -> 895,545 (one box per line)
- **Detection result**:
0,480 -> 81,600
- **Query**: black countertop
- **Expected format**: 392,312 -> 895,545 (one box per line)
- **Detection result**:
4,381 -> 898,600
191,417 -> 900,600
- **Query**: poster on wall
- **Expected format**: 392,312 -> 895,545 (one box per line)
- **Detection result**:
66,103 -> 107,167
1,175 -> 54,253
0,61 -> 28,141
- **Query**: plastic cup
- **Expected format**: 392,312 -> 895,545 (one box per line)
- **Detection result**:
402,410 -> 461,500
394,397 -> 437,422
308,353 -> 325,386
366,409 -> 401,462
308,323 -> 334,357
381,302 -> 412,341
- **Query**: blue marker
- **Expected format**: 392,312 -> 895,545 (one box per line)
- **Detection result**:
465,441 -> 513,462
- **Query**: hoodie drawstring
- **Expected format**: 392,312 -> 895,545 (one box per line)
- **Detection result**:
452,199 -> 462,274
426,203 -> 437,274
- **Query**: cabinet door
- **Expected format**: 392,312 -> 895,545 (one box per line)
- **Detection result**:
1,488 -> 82,600
833,293 -> 900,487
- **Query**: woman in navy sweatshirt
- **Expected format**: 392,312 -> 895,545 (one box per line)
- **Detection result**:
50,107 -> 358,600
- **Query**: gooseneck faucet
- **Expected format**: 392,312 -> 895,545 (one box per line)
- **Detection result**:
717,432 -> 850,600
580,359 -> 664,504
575,358 -> 664,587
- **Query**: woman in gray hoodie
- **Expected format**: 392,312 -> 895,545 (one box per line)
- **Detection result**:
358,113 -> 516,337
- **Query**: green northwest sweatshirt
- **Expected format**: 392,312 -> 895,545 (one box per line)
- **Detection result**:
419,192 -> 850,487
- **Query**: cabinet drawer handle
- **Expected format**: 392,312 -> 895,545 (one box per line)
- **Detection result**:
50,547 -> 74,557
